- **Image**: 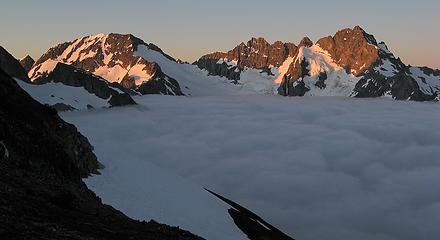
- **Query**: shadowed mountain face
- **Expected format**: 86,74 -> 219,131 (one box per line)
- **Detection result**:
19,55 -> 35,72
0,67 -> 203,240
0,46 -> 30,82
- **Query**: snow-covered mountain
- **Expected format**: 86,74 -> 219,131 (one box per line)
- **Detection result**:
196,26 -> 440,101
29,33 -> 183,96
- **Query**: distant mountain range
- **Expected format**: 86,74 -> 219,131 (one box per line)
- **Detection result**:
1,26 -> 439,111
196,26 -> 440,101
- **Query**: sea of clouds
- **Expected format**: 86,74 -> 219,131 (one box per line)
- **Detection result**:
63,95 -> 440,240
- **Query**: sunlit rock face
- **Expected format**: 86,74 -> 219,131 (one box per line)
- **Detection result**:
195,37 -> 297,80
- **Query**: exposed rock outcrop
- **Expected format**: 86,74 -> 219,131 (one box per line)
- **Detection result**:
195,58 -> 241,81
298,37 -> 313,48
205,189 -> 295,240
136,69 -> 184,95
19,55 -> 35,72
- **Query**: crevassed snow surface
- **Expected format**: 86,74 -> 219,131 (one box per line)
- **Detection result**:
62,95 -> 440,240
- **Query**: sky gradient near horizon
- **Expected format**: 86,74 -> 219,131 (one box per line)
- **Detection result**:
1,0 -> 439,68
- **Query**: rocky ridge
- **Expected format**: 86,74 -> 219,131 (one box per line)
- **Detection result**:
195,37 -> 297,81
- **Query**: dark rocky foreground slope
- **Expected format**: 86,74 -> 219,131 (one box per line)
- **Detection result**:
0,46 -> 31,82
0,67 -> 203,240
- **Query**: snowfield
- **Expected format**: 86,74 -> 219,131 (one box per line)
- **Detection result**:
62,95 -> 440,240
17,80 -> 110,110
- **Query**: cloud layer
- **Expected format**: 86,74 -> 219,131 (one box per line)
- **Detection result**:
63,95 -> 440,240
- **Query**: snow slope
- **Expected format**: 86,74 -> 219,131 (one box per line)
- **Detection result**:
293,45 -> 361,96
410,67 -> 440,95
17,79 -> 110,110
62,95 -> 440,240
274,57 -> 294,84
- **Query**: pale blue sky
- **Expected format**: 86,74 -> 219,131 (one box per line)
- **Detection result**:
1,0 -> 439,68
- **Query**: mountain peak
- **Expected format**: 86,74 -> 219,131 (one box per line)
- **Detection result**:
19,55 -> 35,72
20,55 -> 34,61
337,26 -> 378,45
28,33 -> 183,96
247,37 -> 270,47
314,26 -> 380,75
353,25 -> 364,32
299,37 -> 313,48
